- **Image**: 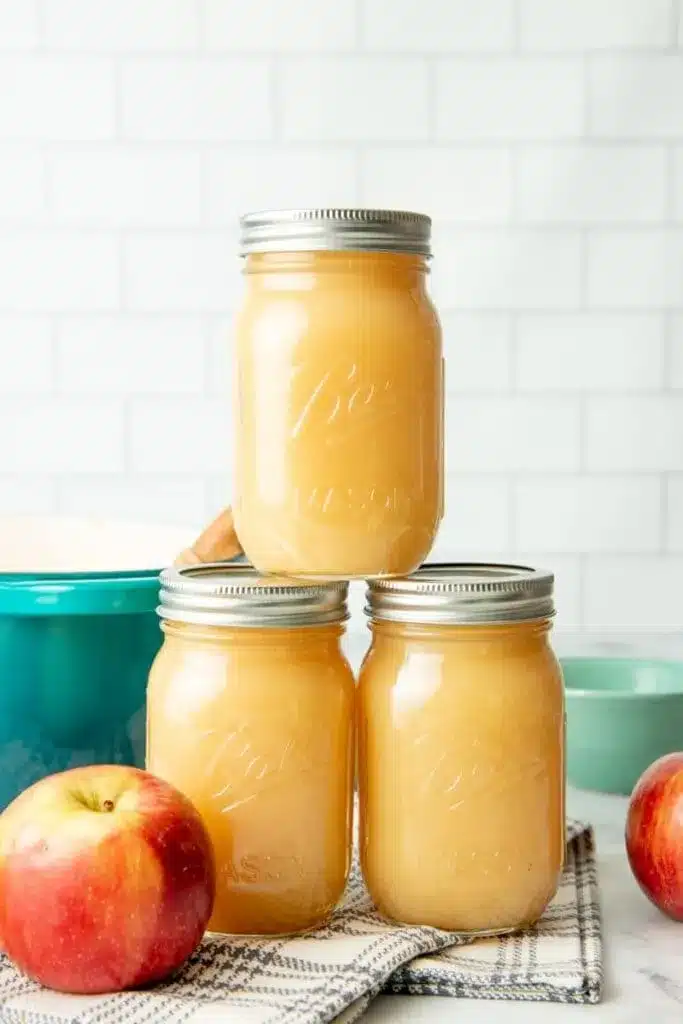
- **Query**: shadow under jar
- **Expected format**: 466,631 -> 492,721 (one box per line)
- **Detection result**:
358,564 -> 565,934
233,208 -> 444,581
146,564 -> 355,936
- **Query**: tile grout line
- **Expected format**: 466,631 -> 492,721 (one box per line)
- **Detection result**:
662,310 -> 674,392
512,0 -> 521,50
507,474 -> 517,553
197,0 -> 208,50
53,472 -> 66,515
577,394 -> 586,473
660,473 -> 669,554
34,0 -> 46,46
582,53 -> 591,138
117,228 -> 127,314
577,553 -> 586,631
201,315 -> 214,396
8,140 -> 683,159
3,223 -> 683,236
355,145 -> 364,205
579,228 -> 589,310
426,57 -> 437,142
665,146 -> 677,222
113,57 -> 124,141
354,0 -> 363,48
199,147 -> 211,226
270,55 -> 282,143
671,0 -> 681,48
508,313 -> 519,392
6,47 -> 683,58
49,316 -> 60,397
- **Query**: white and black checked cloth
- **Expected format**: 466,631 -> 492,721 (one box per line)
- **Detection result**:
0,820 -> 603,1023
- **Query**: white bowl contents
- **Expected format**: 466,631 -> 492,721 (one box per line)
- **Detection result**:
0,517 -> 199,575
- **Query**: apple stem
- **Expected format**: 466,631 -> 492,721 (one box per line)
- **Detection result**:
102,799 -> 115,812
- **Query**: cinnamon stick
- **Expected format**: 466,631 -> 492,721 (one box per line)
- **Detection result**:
174,507 -> 243,568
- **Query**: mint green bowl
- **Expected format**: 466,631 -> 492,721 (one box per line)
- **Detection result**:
562,657 -> 683,795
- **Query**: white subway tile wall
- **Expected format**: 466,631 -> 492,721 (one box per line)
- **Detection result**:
281,58 -> 431,141
0,58 -> 116,140
0,0 -> 681,634
51,150 -> 204,227
518,0 -> 673,51
42,0 -> 202,52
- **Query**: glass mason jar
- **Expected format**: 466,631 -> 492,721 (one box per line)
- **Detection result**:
147,564 -> 355,936
358,564 -> 565,934
233,208 -> 444,581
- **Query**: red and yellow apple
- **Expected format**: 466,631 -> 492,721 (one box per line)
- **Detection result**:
626,752 -> 683,921
0,764 -> 215,994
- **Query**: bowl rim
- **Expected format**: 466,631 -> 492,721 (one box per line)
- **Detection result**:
0,572 -> 162,617
561,655 -> 683,699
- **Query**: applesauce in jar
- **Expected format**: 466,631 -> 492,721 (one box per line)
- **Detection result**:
233,208 -> 443,580
358,564 -> 565,933
147,564 -> 355,936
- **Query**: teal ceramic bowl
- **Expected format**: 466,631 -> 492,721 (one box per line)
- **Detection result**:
562,656 -> 683,795
0,517 -> 196,810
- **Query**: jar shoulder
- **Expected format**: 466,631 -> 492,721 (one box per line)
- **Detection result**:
359,631 -> 564,699
236,284 -> 441,352
148,634 -> 356,703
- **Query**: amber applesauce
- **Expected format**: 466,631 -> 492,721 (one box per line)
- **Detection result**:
146,565 -> 355,936
233,209 -> 443,581
358,564 -> 565,934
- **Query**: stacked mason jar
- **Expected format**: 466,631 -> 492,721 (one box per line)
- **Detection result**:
146,210 -> 565,938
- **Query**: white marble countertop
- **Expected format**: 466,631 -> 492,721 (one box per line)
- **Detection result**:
341,630 -> 683,1023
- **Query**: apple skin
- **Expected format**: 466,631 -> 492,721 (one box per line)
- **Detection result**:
0,764 -> 215,994
625,752 -> 683,921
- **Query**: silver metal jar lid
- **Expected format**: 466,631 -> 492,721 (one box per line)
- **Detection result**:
158,563 -> 348,628
239,208 -> 432,257
365,563 -> 555,625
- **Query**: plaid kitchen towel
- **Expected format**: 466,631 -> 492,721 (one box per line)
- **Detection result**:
0,820 -> 603,1024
